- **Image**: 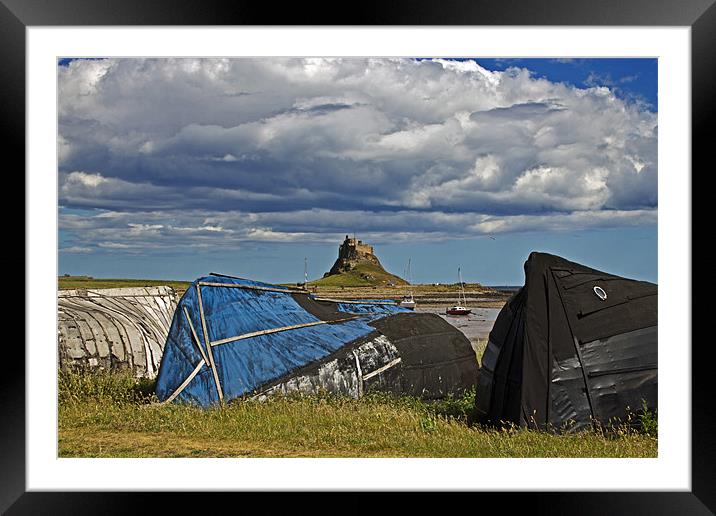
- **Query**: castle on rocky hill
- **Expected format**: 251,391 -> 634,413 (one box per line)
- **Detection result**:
326,235 -> 381,276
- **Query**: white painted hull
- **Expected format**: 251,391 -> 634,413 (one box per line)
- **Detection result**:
58,286 -> 178,378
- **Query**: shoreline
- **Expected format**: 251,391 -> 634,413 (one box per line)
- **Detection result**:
57,276 -> 514,309
306,284 -> 512,309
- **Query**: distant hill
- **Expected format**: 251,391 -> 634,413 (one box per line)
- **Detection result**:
309,236 -> 408,287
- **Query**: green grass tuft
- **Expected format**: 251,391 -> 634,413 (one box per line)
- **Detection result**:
637,400 -> 658,437
59,369 -> 157,405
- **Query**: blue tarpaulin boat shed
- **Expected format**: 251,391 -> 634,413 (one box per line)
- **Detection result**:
155,273 -> 479,407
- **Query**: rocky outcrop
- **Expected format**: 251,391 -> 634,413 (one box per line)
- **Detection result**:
326,236 -> 382,276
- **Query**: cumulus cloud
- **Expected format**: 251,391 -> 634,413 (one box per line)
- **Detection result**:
58,57 -> 657,252
60,246 -> 93,254
58,206 -> 657,254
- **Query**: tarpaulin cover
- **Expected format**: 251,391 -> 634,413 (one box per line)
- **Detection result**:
474,252 -> 657,432
155,274 -> 414,407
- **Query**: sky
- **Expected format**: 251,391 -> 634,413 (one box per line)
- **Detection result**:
58,57 -> 657,285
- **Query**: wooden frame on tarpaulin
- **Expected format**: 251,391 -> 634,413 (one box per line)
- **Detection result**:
6,0 -> 710,512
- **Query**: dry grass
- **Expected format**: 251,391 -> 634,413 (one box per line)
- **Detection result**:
58,371 -> 657,459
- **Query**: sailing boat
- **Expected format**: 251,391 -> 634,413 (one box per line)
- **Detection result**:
446,267 -> 471,316
399,258 -> 416,310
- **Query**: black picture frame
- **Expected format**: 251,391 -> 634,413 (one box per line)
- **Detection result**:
7,0 -> 710,512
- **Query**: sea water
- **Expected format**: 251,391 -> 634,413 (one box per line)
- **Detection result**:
415,306 -> 501,341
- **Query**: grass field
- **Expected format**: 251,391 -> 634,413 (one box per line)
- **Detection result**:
59,276 -> 191,294
58,371 -> 657,458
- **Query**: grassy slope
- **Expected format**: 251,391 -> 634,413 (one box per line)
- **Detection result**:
58,371 -> 657,458
309,261 -> 408,288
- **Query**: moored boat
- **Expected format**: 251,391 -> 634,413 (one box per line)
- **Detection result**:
399,258 -> 416,310
446,267 -> 471,316
446,305 -> 471,316
400,295 -> 416,310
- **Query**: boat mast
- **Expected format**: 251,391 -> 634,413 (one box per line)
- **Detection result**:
408,258 -> 412,297
458,267 -> 466,306
304,257 -> 308,287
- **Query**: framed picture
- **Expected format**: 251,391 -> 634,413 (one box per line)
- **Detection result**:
9,0 -> 710,511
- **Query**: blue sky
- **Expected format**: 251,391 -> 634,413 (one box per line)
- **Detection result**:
472,58 -> 657,109
58,58 -> 657,285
